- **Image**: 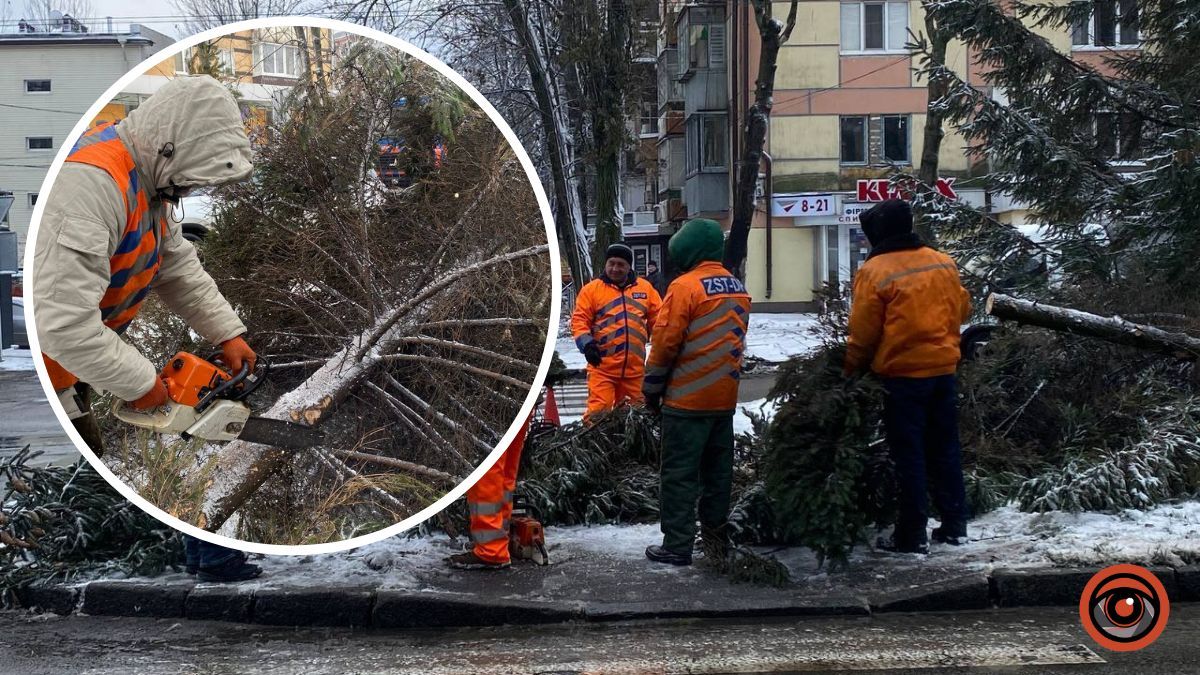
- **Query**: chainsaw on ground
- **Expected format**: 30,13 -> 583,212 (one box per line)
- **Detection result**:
509,498 -> 549,566
112,351 -> 324,450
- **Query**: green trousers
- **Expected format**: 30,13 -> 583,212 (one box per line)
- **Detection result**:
659,410 -> 735,553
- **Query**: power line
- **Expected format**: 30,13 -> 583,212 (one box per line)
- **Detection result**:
0,101 -> 90,116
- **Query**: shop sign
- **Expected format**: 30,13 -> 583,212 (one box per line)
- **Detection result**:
855,178 -> 958,202
771,193 -> 835,217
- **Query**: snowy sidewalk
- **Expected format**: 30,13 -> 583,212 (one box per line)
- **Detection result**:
18,502 -> 1200,626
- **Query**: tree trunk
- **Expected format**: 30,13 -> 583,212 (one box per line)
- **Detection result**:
723,1 -> 798,277
914,4 -> 949,247
196,244 -> 549,532
589,0 -> 629,273
502,0 -> 592,290
985,293 -> 1200,360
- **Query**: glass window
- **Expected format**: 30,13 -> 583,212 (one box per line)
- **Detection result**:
1096,0 -> 1117,46
840,116 -> 867,164
1076,0 -> 1139,47
842,1 -> 907,52
28,193 -> 38,207
1119,0 -> 1139,45
218,48 -> 235,75
686,114 -> 728,172
24,79 -> 51,93
688,24 -> 710,69
883,115 -> 909,163
26,137 -> 53,151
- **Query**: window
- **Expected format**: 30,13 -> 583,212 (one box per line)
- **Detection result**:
841,1 -> 908,53
24,79 -> 51,94
678,7 -> 726,75
639,101 -> 657,136
840,116 -> 868,164
1093,112 -> 1144,161
28,193 -> 38,207
1072,0 -> 1139,47
26,137 -> 53,151
253,42 -> 301,77
218,48 -> 235,76
882,115 -> 910,163
173,48 -> 189,74
686,113 -> 727,173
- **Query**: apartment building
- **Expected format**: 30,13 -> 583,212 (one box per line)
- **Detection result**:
645,0 -> 1139,311
0,23 -> 173,256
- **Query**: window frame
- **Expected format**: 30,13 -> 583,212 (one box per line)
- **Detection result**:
882,114 -> 911,164
28,193 -> 39,208
686,112 -> 729,175
173,48 -> 190,74
26,136 -> 53,152
253,41 -> 301,78
1072,0 -> 1140,49
218,47 -> 235,76
840,0 -> 910,55
23,79 -> 52,94
839,115 -> 869,165
1092,111 -> 1145,164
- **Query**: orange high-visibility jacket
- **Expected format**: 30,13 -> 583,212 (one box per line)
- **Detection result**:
571,275 -> 661,380
844,246 -> 972,378
43,123 -> 165,391
644,261 -> 751,414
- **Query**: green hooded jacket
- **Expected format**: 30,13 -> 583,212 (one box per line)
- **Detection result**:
668,218 -> 725,272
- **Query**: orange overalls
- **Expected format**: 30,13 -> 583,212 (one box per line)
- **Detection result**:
466,414 -> 533,564
42,122 -> 167,391
570,276 -> 661,423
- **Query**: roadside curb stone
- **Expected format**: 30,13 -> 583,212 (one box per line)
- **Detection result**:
16,583 -> 80,615
583,595 -> 871,622
252,586 -> 375,627
1175,566 -> 1200,602
992,568 -> 1097,607
374,591 -> 581,628
186,584 -> 255,622
81,580 -> 191,618
871,573 -> 991,613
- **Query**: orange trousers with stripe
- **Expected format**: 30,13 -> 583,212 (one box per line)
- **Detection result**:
583,370 -> 644,425
467,415 -> 531,563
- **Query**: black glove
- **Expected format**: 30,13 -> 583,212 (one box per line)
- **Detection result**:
644,392 -> 663,414
583,341 -> 603,367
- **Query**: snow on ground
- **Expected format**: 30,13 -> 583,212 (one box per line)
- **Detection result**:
555,312 -> 822,368
0,348 -> 34,371
733,398 -> 778,437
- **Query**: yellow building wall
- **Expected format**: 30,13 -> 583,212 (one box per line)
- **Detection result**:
774,157 -> 840,176
771,115 -> 840,161
1027,0 -> 1073,54
91,102 -> 128,127
777,44 -> 841,89
745,226 -> 816,304
909,114 -> 971,172
775,0 -> 840,46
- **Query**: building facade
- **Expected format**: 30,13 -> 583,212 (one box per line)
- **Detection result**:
638,0 -> 1137,311
0,24 -> 173,256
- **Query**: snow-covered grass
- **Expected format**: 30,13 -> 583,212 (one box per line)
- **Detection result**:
555,312 -> 822,368
733,398 -> 777,437
0,348 -> 34,372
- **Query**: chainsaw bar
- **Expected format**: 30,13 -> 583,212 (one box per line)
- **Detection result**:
237,417 -> 325,450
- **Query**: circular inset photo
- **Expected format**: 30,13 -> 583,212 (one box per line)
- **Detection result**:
24,19 -> 558,552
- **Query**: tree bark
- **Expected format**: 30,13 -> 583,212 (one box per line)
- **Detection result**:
914,3 -> 950,247
589,0 -> 629,273
502,0 -> 592,290
723,1 -> 798,277
985,293 -> 1200,360
195,245 -> 549,532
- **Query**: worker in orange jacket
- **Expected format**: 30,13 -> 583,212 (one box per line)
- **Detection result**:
449,412 -> 533,569
642,219 -> 751,566
844,199 -> 973,554
571,243 -> 661,424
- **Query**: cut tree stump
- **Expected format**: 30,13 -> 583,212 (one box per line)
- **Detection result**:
985,293 -> 1200,360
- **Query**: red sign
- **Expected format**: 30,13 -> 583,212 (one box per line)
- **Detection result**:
855,178 -> 958,202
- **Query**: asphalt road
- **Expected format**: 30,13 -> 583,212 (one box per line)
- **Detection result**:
0,367 -> 78,467
1,604 -> 1197,674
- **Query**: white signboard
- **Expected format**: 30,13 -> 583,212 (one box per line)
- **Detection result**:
839,202 -> 872,224
772,193 -> 835,218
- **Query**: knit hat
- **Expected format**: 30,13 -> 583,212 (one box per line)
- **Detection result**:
605,243 -> 634,265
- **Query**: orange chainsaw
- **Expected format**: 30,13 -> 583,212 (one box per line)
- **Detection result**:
112,352 -> 323,449
509,499 -> 549,565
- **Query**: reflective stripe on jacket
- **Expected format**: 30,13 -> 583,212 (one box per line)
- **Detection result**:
644,261 -> 751,414
844,246 -> 972,378
43,123 -> 165,391
570,276 -> 662,380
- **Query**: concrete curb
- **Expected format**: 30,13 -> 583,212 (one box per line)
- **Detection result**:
14,566 -> 1195,628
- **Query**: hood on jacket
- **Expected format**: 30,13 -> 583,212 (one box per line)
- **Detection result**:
116,76 -> 253,198
859,198 -> 926,259
669,218 -> 724,272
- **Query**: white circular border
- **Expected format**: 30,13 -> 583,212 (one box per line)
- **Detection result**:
22,17 -> 562,557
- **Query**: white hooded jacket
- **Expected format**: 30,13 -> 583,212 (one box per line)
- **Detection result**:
33,76 -> 254,401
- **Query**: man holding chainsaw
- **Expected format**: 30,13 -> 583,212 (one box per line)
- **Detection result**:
570,243 -> 661,424
32,76 -> 261,582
